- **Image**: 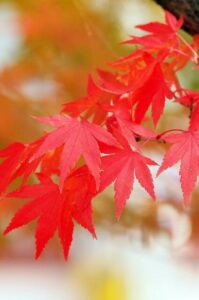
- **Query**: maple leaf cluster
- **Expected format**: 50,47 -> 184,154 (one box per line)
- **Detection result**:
0,11 -> 199,259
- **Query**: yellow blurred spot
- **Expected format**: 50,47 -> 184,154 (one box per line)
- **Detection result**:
89,270 -> 126,300
73,261 -> 128,300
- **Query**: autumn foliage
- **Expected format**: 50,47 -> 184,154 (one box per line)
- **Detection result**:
0,11 -> 199,259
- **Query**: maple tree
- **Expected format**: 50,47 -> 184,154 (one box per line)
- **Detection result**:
0,10 -> 199,259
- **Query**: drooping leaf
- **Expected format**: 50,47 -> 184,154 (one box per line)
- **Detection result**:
4,166 -> 96,259
157,129 -> 199,205
100,146 -> 156,219
132,60 -> 173,125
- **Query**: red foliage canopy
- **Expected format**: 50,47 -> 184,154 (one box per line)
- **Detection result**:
0,11 -> 199,259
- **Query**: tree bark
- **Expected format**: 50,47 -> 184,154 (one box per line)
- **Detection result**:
155,0 -> 199,35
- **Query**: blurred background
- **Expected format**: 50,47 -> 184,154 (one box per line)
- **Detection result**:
0,0 -> 199,299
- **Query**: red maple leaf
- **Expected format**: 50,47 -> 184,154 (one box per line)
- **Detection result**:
0,137 -> 63,194
106,52 -> 174,126
100,146 -> 156,219
132,57 -> 173,125
125,11 -> 183,49
4,166 -> 96,259
157,129 -> 199,205
31,115 -> 118,190
105,101 -> 156,149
